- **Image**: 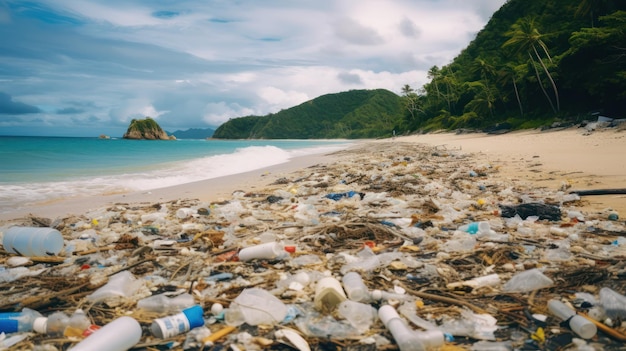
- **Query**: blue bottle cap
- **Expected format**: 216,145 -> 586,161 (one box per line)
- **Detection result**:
182,305 -> 205,329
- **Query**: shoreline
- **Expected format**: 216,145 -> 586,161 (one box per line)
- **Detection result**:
0,147 -> 353,222
1,127 -> 624,223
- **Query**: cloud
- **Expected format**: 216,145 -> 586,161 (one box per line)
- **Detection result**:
337,72 -> 363,85
56,107 -> 84,114
0,0 -> 507,136
399,17 -> 421,38
0,92 -> 41,114
333,17 -> 385,45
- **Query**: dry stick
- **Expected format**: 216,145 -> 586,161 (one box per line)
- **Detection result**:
170,261 -> 190,281
570,188 -> 626,196
107,258 -> 156,276
398,283 -> 489,315
78,245 -> 117,255
11,281 -> 93,311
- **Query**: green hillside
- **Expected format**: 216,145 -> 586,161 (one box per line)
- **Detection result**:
401,0 -> 626,132
214,0 -> 625,138
212,89 -> 403,139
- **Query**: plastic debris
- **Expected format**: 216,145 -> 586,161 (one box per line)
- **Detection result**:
0,140 -> 625,350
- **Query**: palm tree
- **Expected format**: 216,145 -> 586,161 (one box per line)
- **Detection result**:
427,66 -> 442,104
439,67 -> 459,113
576,0 -> 614,27
401,84 -> 421,122
497,63 -> 524,117
503,17 -> 560,113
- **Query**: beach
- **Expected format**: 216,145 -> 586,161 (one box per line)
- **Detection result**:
2,126 -> 626,349
1,126 -> 624,223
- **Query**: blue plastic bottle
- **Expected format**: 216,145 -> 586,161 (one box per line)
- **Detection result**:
150,305 -> 205,339
0,308 -> 46,334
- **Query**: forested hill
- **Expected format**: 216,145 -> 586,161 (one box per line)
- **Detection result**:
402,0 -> 626,131
212,89 -> 404,139
214,0 -> 625,139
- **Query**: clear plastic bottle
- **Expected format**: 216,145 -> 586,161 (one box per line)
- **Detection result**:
547,299 -> 596,339
342,272 -> 370,302
45,311 -> 70,336
0,308 -> 46,334
64,309 -> 91,337
151,305 -> 205,339
137,293 -> 195,313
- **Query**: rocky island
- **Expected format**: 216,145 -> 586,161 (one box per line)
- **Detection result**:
122,117 -> 175,140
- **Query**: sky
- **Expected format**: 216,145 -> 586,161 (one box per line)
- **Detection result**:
0,0 -> 507,137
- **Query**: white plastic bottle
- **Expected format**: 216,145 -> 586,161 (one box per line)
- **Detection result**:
68,316 -> 141,351
2,227 -> 64,256
379,305 -> 426,351
237,242 -> 285,261
342,272 -> 370,302
151,305 -> 205,339
0,308 -> 46,334
547,299 -> 596,339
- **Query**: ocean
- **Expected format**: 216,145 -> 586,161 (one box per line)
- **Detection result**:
0,136 -> 352,214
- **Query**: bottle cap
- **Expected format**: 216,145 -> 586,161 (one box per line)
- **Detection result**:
371,289 -> 383,300
33,317 -> 48,334
182,305 -> 205,329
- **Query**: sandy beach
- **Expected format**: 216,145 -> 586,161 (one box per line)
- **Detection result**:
2,126 -> 626,349
1,126 -> 624,223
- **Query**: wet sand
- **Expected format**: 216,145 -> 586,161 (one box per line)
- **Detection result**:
1,126 -> 624,223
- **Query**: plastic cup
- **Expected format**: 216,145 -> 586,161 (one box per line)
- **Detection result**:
3,227 -> 64,256
237,242 -> 284,261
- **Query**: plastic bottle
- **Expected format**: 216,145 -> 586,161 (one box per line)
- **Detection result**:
379,305 -> 443,351
237,242 -> 285,261
370,289 -> 410,302
0,308 -> 46,334
341,272 -> 370,302
2,226 -> 64,257
64,309 -> 91,337
151,305 -> 205,339
69,316 -> 141,351
44,311 -> 70,336
137,293 -> 195,313
547,300 -> 596,339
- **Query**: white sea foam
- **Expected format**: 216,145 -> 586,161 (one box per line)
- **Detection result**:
0,143 -> 349,214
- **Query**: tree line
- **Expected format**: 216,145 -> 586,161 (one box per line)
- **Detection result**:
399,0 -> 626,132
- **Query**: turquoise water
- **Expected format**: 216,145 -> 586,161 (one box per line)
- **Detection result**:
0,136 -> 351,213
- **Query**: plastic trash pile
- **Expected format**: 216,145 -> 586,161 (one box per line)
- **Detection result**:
1,141 -> 625,351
